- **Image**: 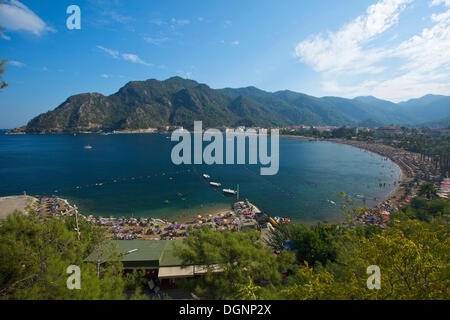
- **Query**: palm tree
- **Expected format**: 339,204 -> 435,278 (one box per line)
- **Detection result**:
418,182 -> 438,200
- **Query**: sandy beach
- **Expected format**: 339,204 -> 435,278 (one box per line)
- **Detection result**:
0,195 -> 36,219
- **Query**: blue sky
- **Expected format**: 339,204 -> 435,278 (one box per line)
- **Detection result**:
0,0 -> 450,128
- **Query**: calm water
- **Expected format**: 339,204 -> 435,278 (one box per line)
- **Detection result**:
0,133 -> 401,223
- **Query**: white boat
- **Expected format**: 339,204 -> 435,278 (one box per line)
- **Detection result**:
84,144 -> 93,149
223,188 -> 238,195
203,174 -> 211,179
210,182 -> 221,187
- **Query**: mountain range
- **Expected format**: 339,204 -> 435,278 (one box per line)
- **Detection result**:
25,77 -> 450,133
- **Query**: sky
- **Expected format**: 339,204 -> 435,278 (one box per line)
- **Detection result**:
0,0 -> 449,128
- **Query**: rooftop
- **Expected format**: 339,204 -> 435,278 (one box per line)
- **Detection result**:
84,240 -> 184,269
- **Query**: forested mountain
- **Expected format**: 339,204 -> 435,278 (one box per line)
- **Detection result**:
397,95 -> 450,123
25,77 -> 450,133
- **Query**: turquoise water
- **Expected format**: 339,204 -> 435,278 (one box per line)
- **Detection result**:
0,133 -> 401,223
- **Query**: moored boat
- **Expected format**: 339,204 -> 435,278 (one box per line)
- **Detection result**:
203,174 -> 210,179
223,188 -> 237,195
210,182 -> 221,187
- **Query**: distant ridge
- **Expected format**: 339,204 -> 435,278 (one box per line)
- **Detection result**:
417,116 -> 450,129
25,77 -> 450,133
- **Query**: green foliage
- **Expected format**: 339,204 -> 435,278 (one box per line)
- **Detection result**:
0,211 -> 127,300
174,227 -> 296,299
346,223 -> 448,299
0,58 -> 7,90
176,197 -> 449,300
418,182 -> 438,200
124,269 -> 148,290
394,196 -> 450,223
266,223 -> 340,266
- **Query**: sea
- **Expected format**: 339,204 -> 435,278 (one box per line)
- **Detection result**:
0,132 -> 402,224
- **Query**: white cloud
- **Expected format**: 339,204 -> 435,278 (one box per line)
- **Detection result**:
122,53 -> 153,66
101,74 -> 110,79
430,0 -> 450,6
224,20 -> 232,28
97,45 -> 153,67
295,0 -> 412,75
1,33 -> 11,40
171,18 -> 190,26
0,0 -> 55,36
101,10 -> 133,24
220,40 -> 240,46
8,60 -> 25,67
150,18 -> 165,26
177,70 -> 193,79
97,45 -> 120,59
143,37 -> 169,45
295,0 -> 450,101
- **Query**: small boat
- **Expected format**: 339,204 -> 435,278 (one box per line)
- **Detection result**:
203,174 -> 211,179
210,182 -> 221,187
223,188 -> 237,195
84,144 -> 93,149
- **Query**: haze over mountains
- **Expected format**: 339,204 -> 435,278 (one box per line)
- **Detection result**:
25,77 -> 450,133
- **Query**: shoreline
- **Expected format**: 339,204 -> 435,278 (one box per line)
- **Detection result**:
324,138 -> 416,212
27,194 -> 261,241
281,135 -> 409,212
280,134 -> 319,141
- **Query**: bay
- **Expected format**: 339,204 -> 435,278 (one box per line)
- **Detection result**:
0,133 -> 401,223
